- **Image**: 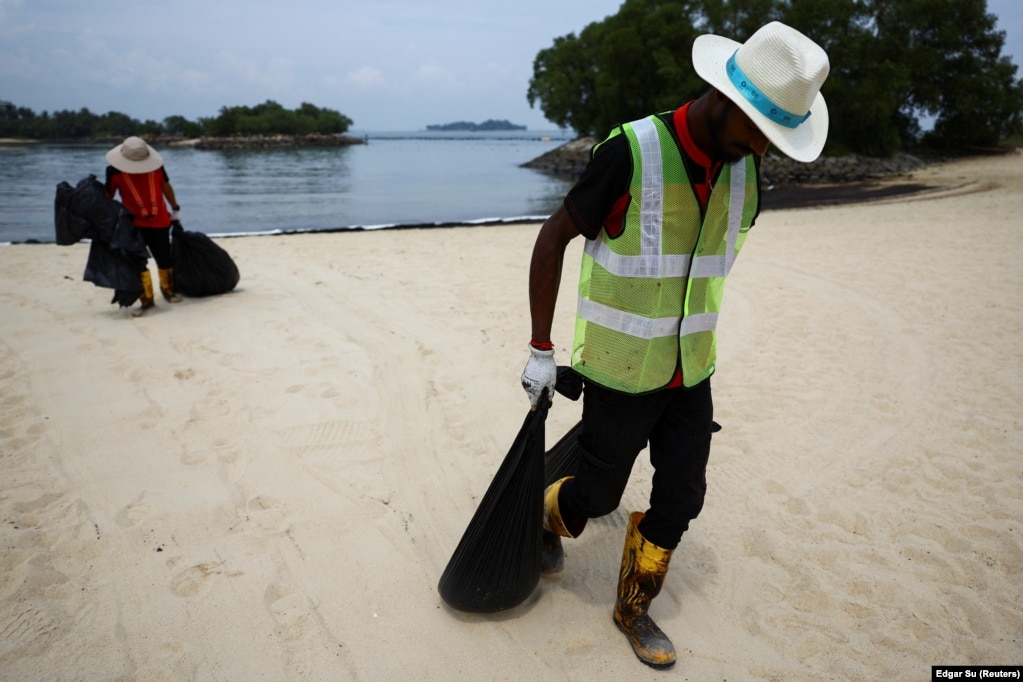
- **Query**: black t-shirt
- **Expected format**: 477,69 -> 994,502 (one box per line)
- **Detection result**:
563,132 -> 634,240
562,108 -> 759,240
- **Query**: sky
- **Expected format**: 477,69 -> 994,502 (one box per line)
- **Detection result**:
1,0 -> 1021,132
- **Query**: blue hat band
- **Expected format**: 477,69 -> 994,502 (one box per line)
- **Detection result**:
726,51 -> 811,129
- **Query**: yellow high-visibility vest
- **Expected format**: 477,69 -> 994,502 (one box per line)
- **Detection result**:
572,114 -> 759,393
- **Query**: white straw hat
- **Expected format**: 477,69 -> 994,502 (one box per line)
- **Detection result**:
692,21 -> 830,162
105,136 -> 164,173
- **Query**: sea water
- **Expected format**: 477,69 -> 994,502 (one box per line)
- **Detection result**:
0,130 -> 577,244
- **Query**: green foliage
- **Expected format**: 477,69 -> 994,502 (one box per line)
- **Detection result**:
879,0 -> 1023,149
426,119 -> 526,131
528,32 -> 599,134
210,100 -> 353,136
0,99 -> 354,140
529,0 -> 707,138
162,115 -> 204,138
696,0 -> 779,38
527,0 -> 1023,155
94,110 -> 138,138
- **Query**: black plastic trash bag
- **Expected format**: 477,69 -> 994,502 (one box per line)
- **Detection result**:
55,175 -> 149,307
54,181 -> 92,246
170,221 -> 240,297
539,366 -> 584,486
54,174 -> 123,245
438,393 -> 551,613
83,239 -> 145,307
544,420 -> 582,487
554,365 -> 582,401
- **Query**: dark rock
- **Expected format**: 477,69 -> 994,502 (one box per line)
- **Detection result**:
760,151 -> 932,186
190,134 -> 366,150
520,137 -> 598,179
522,137 -> 936,187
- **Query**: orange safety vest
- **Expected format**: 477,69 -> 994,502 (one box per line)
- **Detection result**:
111,169 -> 170,228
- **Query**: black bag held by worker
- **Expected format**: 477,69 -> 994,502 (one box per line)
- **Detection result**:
438,392 -> 551,613
542,367 -> 583,486
54,175 -> 148,306
170,221 -> 240,297
544,420 -> 582,487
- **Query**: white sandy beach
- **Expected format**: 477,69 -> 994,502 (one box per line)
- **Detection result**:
1,152 -> 1021,681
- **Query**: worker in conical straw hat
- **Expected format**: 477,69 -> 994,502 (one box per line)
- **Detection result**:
104,136 -> 183,316
520,21 -> 829,668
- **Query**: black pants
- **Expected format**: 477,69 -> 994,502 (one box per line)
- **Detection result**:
138,226 -> 173,269
561,377 -> 714,550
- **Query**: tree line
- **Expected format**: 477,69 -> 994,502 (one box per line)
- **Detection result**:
0,100 -> 353,140
527,0 -> 1023,155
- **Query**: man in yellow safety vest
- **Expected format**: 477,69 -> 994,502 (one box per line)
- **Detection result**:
521,21 -> 831,669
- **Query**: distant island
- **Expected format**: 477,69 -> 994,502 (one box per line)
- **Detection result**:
426,119 -> 526,132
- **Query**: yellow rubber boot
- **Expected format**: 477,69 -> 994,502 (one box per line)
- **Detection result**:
132,270 -> 156,317
158,268 -> 182,303
543,476 -> 577,539
541,476 -> 579,574
613,511 -> 676,669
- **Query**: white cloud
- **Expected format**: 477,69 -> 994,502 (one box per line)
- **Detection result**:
176,68 -> 213,91
0,0 -> 1017,131
413,64 -> 459,88
212,51 -> 297,91
0,1 -> 650,128
346,66 -> 385,87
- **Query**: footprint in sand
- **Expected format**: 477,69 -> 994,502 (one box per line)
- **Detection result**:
247,495 -> 288,532
115,492 -> 153,528
169,561 -> 242,597
264,582 -> 312,641
170,563 -> 218,597
180,448 -> 207,466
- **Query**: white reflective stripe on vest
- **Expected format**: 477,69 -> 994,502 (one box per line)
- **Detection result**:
585,239 -> 692,278
685,161 -> 746,279
583,116 -> 691,278
578,296 -> 680,340
725,159 -> 746,274
679,311 -> 719,336
579,156 -> 748,339
634,117 -> 664,255
689,254 -> 727,278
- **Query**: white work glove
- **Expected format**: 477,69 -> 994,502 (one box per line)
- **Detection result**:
521,344 -> 557,409
170,208 -> 180,222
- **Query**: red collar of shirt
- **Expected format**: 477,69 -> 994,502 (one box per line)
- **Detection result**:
673,102 -> 721,210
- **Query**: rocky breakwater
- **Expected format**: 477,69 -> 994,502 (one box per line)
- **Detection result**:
759,151 -> 932,186
178,133 -> 367,150
521,137 -> 599,178
522,136 -> 933,187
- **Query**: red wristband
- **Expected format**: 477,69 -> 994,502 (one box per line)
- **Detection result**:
529,340 -> 554,351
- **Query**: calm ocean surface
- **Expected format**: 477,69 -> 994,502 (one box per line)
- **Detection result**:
0,130 -> 577,244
